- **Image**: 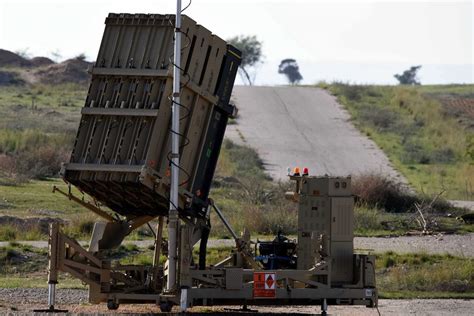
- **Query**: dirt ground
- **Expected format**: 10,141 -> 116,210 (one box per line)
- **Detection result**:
0,289 -> 472,315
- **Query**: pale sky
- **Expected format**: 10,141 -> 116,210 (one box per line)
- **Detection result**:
1,0 -> 472,84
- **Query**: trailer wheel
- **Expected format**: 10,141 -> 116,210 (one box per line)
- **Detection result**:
159,302 -> 173,313
107,300 -> 119,310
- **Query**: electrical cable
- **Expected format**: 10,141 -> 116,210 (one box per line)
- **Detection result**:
181,0 -> 192,13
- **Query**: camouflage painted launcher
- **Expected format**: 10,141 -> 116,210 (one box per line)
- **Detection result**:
61,13 -> 241,218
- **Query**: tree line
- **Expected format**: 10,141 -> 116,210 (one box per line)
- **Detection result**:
228,35 -> 422,85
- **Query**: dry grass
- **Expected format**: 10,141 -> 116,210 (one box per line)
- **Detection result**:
377,252 -> 474,297
324,83 -> 474,200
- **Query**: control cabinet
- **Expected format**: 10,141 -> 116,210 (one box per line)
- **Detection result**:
297,176 -> 354,283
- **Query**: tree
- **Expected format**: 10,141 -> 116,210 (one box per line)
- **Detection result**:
49,49 -> 62,62
278,59 -> 303,84
15,48 -> 31,59
75,53 -> 87,61
394,65 -> 422,85
227,35 -> 263,85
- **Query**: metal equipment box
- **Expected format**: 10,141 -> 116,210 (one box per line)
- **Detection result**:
297,176 -> 354,283
61,13 -> 241,218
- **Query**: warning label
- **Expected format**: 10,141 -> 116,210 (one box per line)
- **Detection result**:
253,272 -> 276,298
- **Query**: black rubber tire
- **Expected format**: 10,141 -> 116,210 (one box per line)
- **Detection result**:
107,300 -> 119,310
159,302 -> 173,313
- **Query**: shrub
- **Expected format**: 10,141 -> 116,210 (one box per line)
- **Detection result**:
402,141 -> 456,164
354,206 -> 381,230
0,145 -> 70,180
332,82 -> 364,101
353,173 -> 454,214
359,106 -> 399,131
78,220 -> 95,235
0,154 -> 16,178
383,256 -> 396,268
431,148 -> 456,164
353,173 -> 417,212
402,141 -> 432,164
15,146 -> 70,179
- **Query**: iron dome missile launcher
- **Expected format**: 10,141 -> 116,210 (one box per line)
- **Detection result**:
44,13 -> 378,315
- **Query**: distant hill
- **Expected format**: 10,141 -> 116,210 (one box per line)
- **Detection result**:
0,49 -> 31,67
0,49 -> 91,85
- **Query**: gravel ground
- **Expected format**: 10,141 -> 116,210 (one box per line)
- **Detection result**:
354,233 -> 474,257
0,288 -> 472,315
450,200 -> 474,211
3,233 -> 472,257
206,234 -> 474,257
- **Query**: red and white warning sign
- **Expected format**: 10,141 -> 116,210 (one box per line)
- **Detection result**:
253,272 -> 276,298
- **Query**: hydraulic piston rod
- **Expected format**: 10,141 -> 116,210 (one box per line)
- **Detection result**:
210,199 -> 238,241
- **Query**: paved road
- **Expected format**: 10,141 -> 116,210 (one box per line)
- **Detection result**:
2,233 -> 472,257
226,86 -> 405,182
226,86 -> 474,210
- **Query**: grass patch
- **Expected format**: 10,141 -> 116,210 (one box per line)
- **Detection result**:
194,246 -> 232,265
0,178 -> 87,217
0,226 -> 17,240
0,275 -> 86,289
376,252 -> 474,298
0,242 -> 48,274
0,83 -> 85,181
323,83 -> 474,200
210,140 -> 297,237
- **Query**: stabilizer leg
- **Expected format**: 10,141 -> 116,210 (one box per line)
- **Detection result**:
33,223 -> 68,313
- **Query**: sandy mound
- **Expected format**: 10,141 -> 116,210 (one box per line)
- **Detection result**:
30,56 -> 55,67
33,58 -> 91,84
0,49 -> 91,85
